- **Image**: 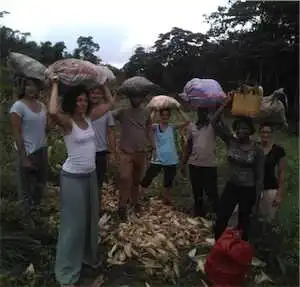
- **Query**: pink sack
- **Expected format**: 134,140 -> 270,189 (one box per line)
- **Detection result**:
46,59 -> 107,87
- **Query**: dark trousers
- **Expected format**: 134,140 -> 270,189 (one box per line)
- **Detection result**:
188,165 -> 219,216
95,151 -> 108,190
141,164 -> 177,188
214,181 -> 256,241
17,147 -> 48,211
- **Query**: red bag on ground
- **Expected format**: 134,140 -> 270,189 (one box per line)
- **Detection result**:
204,228 -> 253,287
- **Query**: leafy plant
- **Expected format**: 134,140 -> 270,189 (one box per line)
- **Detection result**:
0,232 -> 41,274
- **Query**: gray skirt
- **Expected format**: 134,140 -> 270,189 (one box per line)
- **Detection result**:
55,169 -> 99,285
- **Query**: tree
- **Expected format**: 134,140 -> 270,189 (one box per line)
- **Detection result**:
205,0 -> 299,124
73,36 -> 101,64
123,46 -> 150,76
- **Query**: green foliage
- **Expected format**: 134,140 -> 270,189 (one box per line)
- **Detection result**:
123,1 -> 299,125
0,11 -> 105,71
0,232 -> 41,273
73,36 -> 101,64
47,135 -> 67,182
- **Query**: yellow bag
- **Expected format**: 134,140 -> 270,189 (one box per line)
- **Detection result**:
231,85 -> 263,117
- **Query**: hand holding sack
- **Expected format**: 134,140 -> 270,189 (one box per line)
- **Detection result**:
118,76 -> 158,97
146,95 -> 181,110
46,58 -> 107,88
179,78 -> 226,108
8,52 -> 47,82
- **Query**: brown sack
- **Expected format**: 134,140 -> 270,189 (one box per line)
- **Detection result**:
118,76 -> 158,97
8,52 -> 46,82
259,88 -> 288,127
46,58 -> 107,87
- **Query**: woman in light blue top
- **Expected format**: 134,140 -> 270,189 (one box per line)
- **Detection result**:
10,77 -> 48,212
140,107 -> 189,205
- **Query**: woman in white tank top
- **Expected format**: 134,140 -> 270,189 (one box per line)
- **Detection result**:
48,76 -> 114,287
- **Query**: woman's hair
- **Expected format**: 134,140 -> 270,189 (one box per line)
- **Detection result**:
232,116 -> 256,135
15,77 -> 42,99
196,107 -> 209,126
61,85 -> 91,116
88,85 -> 105,95
159,108 -> 171,116
259,122 -> 274,132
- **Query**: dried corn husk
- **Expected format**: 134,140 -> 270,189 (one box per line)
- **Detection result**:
98,183 -> 214,283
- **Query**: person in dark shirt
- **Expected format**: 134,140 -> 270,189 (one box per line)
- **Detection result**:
210,94 -> 265,241
258,122 -> 286,222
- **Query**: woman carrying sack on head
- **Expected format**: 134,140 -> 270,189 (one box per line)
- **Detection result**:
181,107 -> 220,218
210,94 -> 265,241
10,77 -> 48,215
48,76 -> 114,287
140,107 -> 190,205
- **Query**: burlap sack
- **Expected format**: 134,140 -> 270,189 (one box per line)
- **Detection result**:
147,95 -> 180,110
46,58 -> 107,87
118,76 -> 157,97
8,52 -> 46,82
259,88 -> 288,127
96,65 -> 116,83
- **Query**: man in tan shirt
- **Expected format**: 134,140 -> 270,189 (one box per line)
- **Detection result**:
113,94 -> 154,220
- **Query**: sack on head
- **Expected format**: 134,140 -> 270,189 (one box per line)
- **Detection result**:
96,65 -> 116,83
8,52 -> 47,82
180,78 -> 226,108
46,58 -> 107,88
118,76 -> 158,97
147,95 -> 180,110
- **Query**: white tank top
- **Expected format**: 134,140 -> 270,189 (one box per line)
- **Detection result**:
62,118 -> 96,174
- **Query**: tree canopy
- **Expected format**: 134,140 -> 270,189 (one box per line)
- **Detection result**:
123,1 -> 298,123
0,1 -> 298,124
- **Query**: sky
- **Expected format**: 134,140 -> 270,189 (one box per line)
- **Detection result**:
1,0 -> 226,68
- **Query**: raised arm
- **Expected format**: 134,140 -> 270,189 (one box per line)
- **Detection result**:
174,107 -> 190,129
210,93 -> 232,127
210,94 -> 234,145
90,84 -> 114,121
150,109 -> 156,123
48,77 -> 72,133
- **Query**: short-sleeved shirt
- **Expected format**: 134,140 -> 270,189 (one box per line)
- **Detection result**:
187,123 -> 217,167
92,111 -> 115,152
113,107 -> 151,153
151,124 -> 179,165
9,100 -> 47,155
264,144 -> 285,189
214,121 -> 265,187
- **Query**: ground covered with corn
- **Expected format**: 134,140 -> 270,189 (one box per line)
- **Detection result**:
0,100 -> 299,286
